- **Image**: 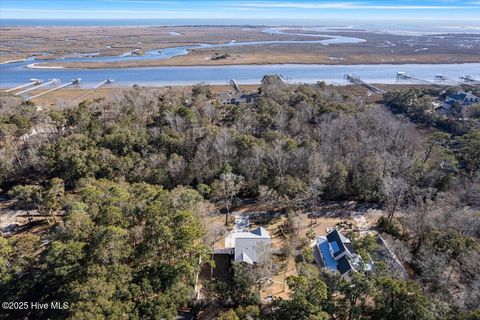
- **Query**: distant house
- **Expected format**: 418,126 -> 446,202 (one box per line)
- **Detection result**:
442,91 -> 480,111
225,227 -> 271,265
315,228 -> 371,278
220,92 -> 260,105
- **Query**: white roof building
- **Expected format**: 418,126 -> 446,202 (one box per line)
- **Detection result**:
225,227 -> 271,264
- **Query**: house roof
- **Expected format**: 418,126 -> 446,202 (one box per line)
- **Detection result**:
251,227 -> 270,237
327,229 -> 352,257
219,92 -> 259,102
234,227 -> 270,239
240,93 -> 260,99
316,229 -> 356,275
447,91 -> 480,103
443,100 -> 456,107
238,251 -> 254,265
317,236 -> 338,271
233,227 -> 271,263
337,256 -> 354,275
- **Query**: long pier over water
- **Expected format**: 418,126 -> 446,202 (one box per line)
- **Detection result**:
345,74 -> 385,94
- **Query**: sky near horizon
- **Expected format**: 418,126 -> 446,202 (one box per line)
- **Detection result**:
1,0 -> 480,21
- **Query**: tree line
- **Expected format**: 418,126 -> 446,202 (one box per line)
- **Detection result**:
0,77 -> 479,319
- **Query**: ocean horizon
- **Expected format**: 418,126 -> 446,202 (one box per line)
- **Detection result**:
2,18 -> 331,27
1,18 -> 479,29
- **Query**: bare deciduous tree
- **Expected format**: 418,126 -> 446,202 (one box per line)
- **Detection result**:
265,139 -> 290,177
259,185 -> 279,224
307,178 -> 323,225
381,176 -> 408,222
212,172 -> 245,225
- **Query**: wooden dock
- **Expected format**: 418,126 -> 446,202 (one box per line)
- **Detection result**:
230,79 -> 240,93
345,74 -> 385,94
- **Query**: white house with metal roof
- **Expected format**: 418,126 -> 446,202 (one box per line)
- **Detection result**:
225,226 -> 271,265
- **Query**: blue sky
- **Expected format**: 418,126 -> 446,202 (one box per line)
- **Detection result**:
1,0 -> 480,20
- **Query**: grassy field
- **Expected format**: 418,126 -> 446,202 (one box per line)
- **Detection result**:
0,26 -> 318,63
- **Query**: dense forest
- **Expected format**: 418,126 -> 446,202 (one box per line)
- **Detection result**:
0,77 -> 479,319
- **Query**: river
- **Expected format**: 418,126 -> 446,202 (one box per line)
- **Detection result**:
0,28 -> 479,88
2,62 -> 479,88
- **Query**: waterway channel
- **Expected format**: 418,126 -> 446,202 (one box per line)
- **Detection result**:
0,28 -> 478,88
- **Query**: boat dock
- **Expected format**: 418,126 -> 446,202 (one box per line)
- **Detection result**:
14,79 -> 60,96
396,72 -> 445,87
4,79 -> 42,93
345,74 -> 385,94
26,78 -> 81,101
230,79 -> 241,93
396,72 -> 479,88
459,75 -> 480,86
74,79 -> 114,102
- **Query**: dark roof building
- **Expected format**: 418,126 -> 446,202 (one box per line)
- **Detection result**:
220,92 -> 260,105
316,228 -> 372,278
443,91 -> 480,110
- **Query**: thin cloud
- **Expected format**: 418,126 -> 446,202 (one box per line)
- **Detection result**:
231,1 -> 480,10
2,8 -> 198,15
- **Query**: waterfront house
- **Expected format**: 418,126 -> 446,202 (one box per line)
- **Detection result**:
442,91 -> 480,111
220,92 -> 260,105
